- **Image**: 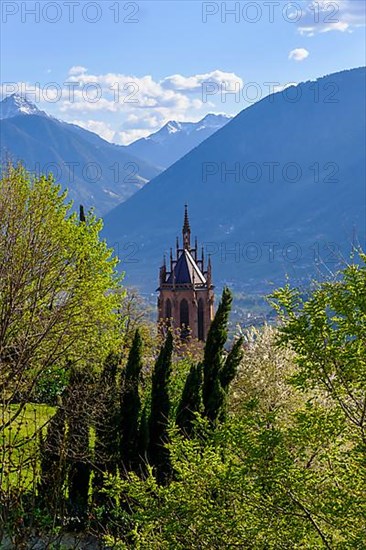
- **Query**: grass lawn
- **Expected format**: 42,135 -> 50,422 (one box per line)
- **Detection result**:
0,403 -> 56,491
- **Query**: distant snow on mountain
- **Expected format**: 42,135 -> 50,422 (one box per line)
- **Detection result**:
0,93 -> 49,120
125,113 -> 233,169
103,68 -> 366,292
0,95 -> 161,215
0,95 -> 235,213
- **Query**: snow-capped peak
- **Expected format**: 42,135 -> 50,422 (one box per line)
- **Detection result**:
196,113 -> 233,130
144,114 -> 232,144
166,121 -> 182,134
0,93 -> 48,120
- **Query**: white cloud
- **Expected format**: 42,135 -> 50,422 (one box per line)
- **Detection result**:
68,66 -> 88,76
50,68 -> 243,142
297,0 -> 365,36
69,119 -> 115,142
1,68 -> 244,145
288,48 -> 310,62
114,129 -> 152,145
161,70 -> 243,93
68,119 -> 153,145
62,70 -> 199,113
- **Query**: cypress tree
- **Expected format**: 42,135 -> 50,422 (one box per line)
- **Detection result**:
201,287 -> 243,424
148,331 -> 173,484
137,402 -> 150,478
93,352 -> 120,505
66,367 -> 91,521
202,287 -> 233,423
218,336 -> 244,421
79,204 -> 86,223
176,362 -> 203,436
120,329 -> 143,473
38,406 -> 67,513
220,336 -> 244,392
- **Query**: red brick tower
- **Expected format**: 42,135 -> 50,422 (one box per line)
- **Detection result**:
157,205 -> 214,340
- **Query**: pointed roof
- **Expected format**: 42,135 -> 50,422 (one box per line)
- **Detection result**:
167,249 -> 206,285
183,203 -> 190,234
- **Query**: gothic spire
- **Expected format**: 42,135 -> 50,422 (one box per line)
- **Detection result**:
182,204 -> 191,249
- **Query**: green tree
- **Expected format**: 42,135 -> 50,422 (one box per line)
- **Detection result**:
38,405 -> 67,514
0,163 -> 122,430
103,322 -> 365,549
120,329 -> 143,473
66,368 -> 91,521
138,402 -> 150,473
269,255 -> 366,545
270,253 -> 366,445
202,287 -> 243,423
93,352 -> 120,505
148,331 -> 173,483
176,362 -> 202,436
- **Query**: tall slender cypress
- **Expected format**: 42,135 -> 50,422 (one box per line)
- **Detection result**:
38,406 -> 67,513
93,352 -> 120,505
176,362 -> 203,436
120,329 -> 143,473
202,287 -> 232,423
202,287 -> 243,423
148,331 -> 173,484
137,402 -> 150,478
218,336 -> 244,421
221,336 -> 244,391
66,368 -> 91,520
79,204 -> 86,223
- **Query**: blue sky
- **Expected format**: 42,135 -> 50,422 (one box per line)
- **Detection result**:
1,0 -> 365,143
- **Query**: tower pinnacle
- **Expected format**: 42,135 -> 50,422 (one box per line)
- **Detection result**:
182,204 -> 191,249
157,204 -> 214,341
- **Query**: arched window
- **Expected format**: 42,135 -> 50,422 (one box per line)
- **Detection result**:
180,299 -> 189,334
165,298 -> 172,325
198,298 -> 204,341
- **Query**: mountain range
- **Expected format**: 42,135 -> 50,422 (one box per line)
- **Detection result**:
125,114 -> 232,169
0,94 -> 232,214
103,68 -> 366,294
0,94 -> 160,215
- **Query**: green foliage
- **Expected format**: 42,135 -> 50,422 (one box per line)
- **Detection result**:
103,322 -> 366,548
220,336 -> 244,391
0,403 -> 55,491
138,403 -> 149,469
93,352 -> 120,506
148,331 -> 173,483
202,287 -> 232,423
176,362 -> 202,436
34,366 -> 69,405
66,368 -> 91,519
120,330 -> 143,473
270,253 -> 366,445
3,172 -> 364,548
0,163 -> 123,410
38,406 -> 67,512
202,287 -> 243,423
